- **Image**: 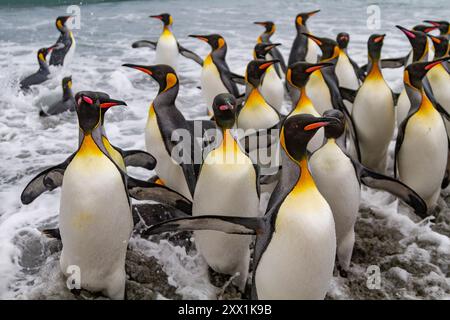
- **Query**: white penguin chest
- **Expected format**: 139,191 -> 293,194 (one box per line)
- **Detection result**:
305,71 -> 332,115
238,89 -> 279,131
427,65 -> 450,112
335,53 -> 359,90
396,88 -> 410,126
156,31 -> 179,70
305,38 -> 318,63
259,66 -> 284,112
201,55 -> 228,113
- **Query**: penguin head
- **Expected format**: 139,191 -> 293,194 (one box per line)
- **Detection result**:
412,24 -> 437,34
245,59 -> 279,87
254,21 -> 275,35
122,64 -> 178,93
189,34 -> 226,51
37,45 -> 56,64
62,76 -> 72,91
75,91 -> 126,132
295,10 -> 320,29
55,16 -> 72,31
336,32 -> 350,49
404,57 -> 450,89
367,34 -> 385,60
302,33 -> 339,61
428,35 -> 449,58
286,61 -> 332,88
396,26 -> 428,60
253,43 -> 281,59
281,114 -> 336,161
322,109 -> 345,139
150,13 -> 173,27
424,20 -> 450,35
212,93 -> 236,129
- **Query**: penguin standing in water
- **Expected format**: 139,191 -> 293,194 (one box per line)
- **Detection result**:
190,34 -> 243,115
310,109 -> 427,274
40,76 -> 76,117
20,45 -> 57,91
122,64 -> 197,200
193,93 -> 260,291
144,113 -> 339,300
335,32 -> 363,113
285,61 -> 332,152
49,16 -> 75,67
349,34 -> 396,173
254,21 -> 287,75
132,13 -> 203,71
59,92 -> 132,299
253,43 -> 285,113
395,58 -> 450,209
288,10 -> 320,65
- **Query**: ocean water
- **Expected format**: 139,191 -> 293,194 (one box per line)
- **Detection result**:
0,0 -> 449,299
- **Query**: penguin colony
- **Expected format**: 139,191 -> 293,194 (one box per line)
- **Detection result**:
18,11 -> 450,300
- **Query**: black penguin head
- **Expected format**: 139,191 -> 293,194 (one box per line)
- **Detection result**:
424,20 -> 450,35
254,21 -> 275,34
281,114 -> 336,161
150,13 -> 173,27
62,76 -> 72,91
245,59 -> 279,87
122,64 -> 178,93
303,33 -> 339,61
56,16 -> 72,31
75,91 -> 127,132
212,93 -> 236,129
322,109 -> 345,139
428,35 -> 449,58
396,25 -> 428,61
412,24 -> 437,34
404,57 -> 450,89
189,34 -> 226,51
367,34 -> 385,60
336,32 -> 350,49
37,45 -> 57,64
253,43 -> 281,59
286,61 -> 332,88
295,10 -> 320,29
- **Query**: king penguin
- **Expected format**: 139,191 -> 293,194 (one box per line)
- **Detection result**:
190,34 -> 242,115
122,64 -> 197,200
132,14 -> 203,71
288,10 -> 320,65
40,76 -> 76,117
59,91 -> 132,299
253,43 -> 285,113
395,58 -> 450,209
424,20 -> 450,40
143,113 -> 339,300
49,16 -> 75,67
193,93 -> 260,291
350,34 -> 396,173
310,109 -> 427,274
20,45 -> 56,91
254,21 -> 287,75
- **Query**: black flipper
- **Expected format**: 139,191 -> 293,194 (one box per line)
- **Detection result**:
392,91 -> 401,106
269,46 -> 287,74
442,138 -> 450,189
339,87 -> 357,103
229,72 -> 246,85
423,77 -> 450,120
41,228 -> 61,240
351,159 -> 428,218
132,40 -> 157,49
20,153 -> 75,205
178,43 -> 203,66
379,56 -> 408,69
348,56 -> 366,82
141,215 -> 266,238
212,52 -> 240,98
127,176 -> 192,214
118,148 -> 157,170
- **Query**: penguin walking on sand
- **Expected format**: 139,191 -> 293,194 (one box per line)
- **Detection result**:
122,64 -> 197,200
254,21 -> 287,75
347,34 -> 397,173
254,43 -> 285,113
190,34 -> 243,115
40,76 -> 76,117
192,93 -> 260,291
132,13 -> 203,71
143,113 -> 339,300
49,16 -> 75,67
395,58 -> 450,210
288,10 -> 320,65
59,91 -> 132,299
309,109 -> 427,275
20,45 -> 57,91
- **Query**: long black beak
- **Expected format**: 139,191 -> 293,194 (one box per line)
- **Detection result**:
122,64 -> 153,75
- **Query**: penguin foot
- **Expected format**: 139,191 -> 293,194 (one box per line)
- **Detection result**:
337,264 -> 348,278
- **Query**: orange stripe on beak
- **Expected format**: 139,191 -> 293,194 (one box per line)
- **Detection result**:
259,62 -> 274,70
304,121 -> 329,131
100,102 -> 118,109
425,60 -> 442,70
305,65 -> 324,73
